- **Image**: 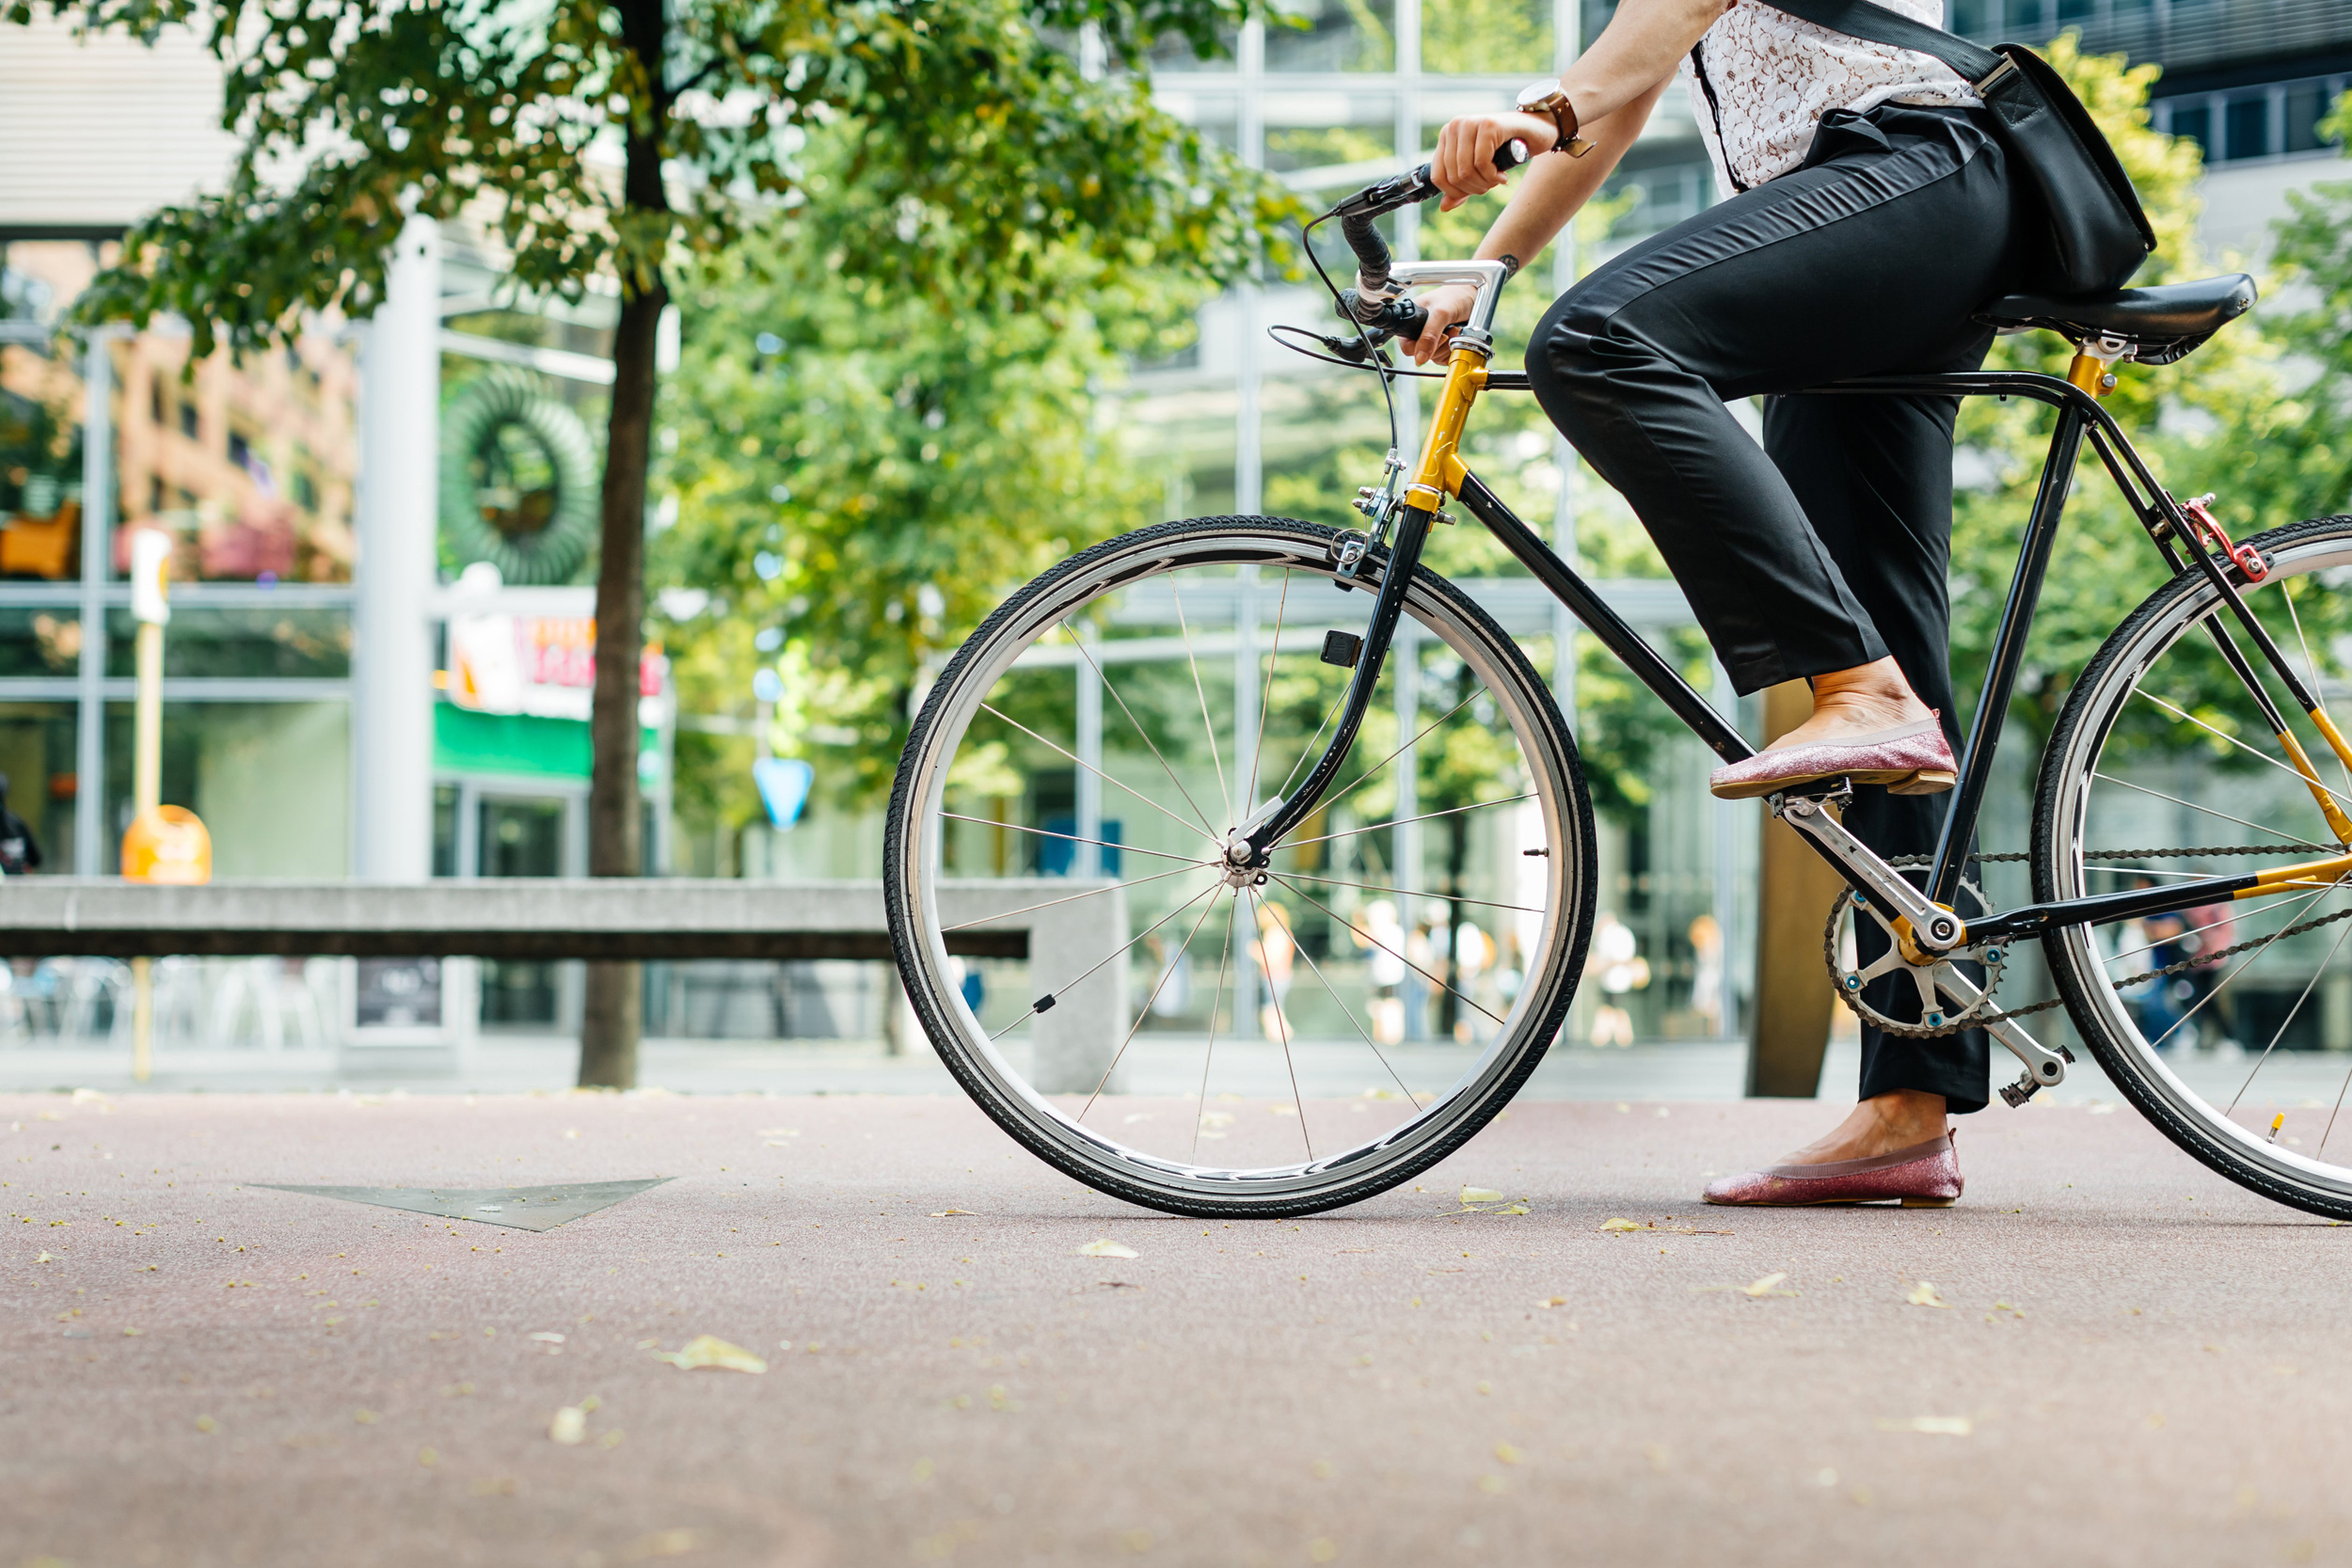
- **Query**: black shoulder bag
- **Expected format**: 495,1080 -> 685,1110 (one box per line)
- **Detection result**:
1723,0 -> 2155,294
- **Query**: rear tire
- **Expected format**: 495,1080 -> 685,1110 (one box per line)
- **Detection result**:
2036,515 -> 2352,1219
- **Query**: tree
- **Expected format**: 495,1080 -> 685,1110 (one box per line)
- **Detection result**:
653,129 -> 1212,841
15,0 -> 1293,1084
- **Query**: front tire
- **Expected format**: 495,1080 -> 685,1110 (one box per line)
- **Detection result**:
883,515 -> 1597,1217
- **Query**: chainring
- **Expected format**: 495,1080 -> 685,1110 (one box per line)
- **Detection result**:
1821,876 -> 2010,1038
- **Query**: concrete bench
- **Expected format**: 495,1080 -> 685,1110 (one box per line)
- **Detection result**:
0,879 -> 1126,1090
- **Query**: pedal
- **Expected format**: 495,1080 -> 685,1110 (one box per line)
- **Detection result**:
1999,1071 -> 2041,1109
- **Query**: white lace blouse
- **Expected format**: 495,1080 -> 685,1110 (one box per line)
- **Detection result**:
1680,0 -> 1983,193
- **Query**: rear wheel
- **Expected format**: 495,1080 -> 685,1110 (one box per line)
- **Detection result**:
883,515 -> 1597,1217
2037,515 -> 2352,1218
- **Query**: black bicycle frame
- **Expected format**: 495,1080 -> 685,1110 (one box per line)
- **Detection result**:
1243,367 -> 2352,945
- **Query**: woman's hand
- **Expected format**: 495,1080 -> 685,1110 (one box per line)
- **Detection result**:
1431,111 -> 1561,210
1406,283 -> 1478,367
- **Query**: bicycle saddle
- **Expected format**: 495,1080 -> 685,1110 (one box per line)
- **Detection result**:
1978,274 -> 2257,366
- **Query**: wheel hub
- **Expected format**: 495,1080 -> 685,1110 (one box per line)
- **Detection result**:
1220,834 -> 1269,890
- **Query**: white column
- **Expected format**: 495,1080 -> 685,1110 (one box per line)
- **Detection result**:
353,214 -> 441,882
1074,633 -> 1103,879
74,329 -> 113,876
1232,19 -> 1266,1033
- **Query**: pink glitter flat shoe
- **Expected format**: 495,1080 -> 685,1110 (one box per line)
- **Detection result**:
1701,1132 -> 1963,1208
1707,716 -> 1956,800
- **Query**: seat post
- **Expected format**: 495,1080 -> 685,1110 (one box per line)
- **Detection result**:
2065,331 -> 2133,398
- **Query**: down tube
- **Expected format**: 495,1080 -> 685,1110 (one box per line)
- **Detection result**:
1455,471 -> 1756,765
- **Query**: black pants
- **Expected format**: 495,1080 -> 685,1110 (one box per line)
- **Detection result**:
1527,104 -> 2029,1113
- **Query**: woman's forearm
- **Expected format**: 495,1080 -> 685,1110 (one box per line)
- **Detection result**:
1475,86 -> 1667,273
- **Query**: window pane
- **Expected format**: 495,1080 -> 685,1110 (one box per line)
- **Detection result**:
1264,0 -> 1396,72
2285,84 -> 2328,154
0,609 -> 81,678
2,245 -> 90,584
103,700 -> 348,876
0,702 -> 80,872
106,605 -> 352,679
118,331 -> 358,583
2224,94 -> 2271,160
1948,0 -> 1991,35
2169,103 -> 2211,157
1423,0 -> 1551,76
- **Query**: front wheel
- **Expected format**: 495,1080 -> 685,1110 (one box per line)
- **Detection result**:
883,515 -> 1597,1217
2036,515 -> 2352,1219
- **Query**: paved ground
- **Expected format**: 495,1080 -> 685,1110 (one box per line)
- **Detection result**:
8,1090 -> 2352,1568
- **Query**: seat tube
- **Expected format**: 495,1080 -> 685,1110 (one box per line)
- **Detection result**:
1927,405 -> 2084,909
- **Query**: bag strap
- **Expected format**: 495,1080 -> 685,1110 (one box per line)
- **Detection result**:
1751,0 -> 2005,88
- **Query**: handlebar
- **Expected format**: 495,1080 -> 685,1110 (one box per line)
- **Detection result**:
1335,140 -> 1526,320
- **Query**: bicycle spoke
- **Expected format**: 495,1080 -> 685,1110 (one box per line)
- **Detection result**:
1282,795 -> 1537,851
1167,575 -> 1235,832
2106,904 -> 2269,969
1192,895 -> 1239,1158
2138,880 -> 2337,1053
940,862 -> 1213,932
1272,874 -> 1506,1029
2280,581 -> 2352,800
1275,867 -> 1547,917
939,813 -> 1215,868
987,882 -> 1221,1043
1248,888 -> 1313,1162
2229,909 -> 2352,1115
1246,569 -> 1292,816
1064,620 -> 1221,841
2089,772 -> 2326,849
1287,914 -> 1418,1106
1079,886 -> 1228,1123
1274,681 -> 1354,805
1330,685 -> 1486,806
979,702 -> 1226,848
2133,689 -> 2352,816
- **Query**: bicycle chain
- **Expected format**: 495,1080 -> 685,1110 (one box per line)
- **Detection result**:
1831,844 -> 2350,1037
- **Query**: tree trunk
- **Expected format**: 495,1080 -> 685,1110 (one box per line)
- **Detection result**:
579,0 -> 669,1089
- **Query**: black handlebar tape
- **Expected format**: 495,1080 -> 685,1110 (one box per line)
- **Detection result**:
1340,138 -> 1530,309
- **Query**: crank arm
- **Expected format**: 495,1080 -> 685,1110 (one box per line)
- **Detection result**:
1928,964 -> 2069,1101
1774,792 -> 1964,949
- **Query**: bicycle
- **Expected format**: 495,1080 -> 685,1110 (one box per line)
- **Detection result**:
884,143 -> 2352,1221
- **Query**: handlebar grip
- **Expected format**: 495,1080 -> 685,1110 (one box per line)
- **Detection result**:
1339,137 -> 1532,310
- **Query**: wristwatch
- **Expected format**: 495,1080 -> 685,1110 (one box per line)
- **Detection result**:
1515,79 -> 1596,159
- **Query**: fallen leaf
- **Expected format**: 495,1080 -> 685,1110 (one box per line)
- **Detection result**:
1270,1104 -> 1299,1117
651,1335 -> 768,1373
627,1528 -> 696,1560
929,1210 -> 977,1218
1599,1217 -> 1643,1231
1739,1273 -> 1792,1297
194,1415 -> 218,1433
549,1406 -> 587,1445
528,1331 -> 565,1344
1076,1239 -> 1139,1259
1875,1416 -> 1972,1436
1906,1282 -> 1953,1309
1536,1296 -> 1567,1309
599,1429 -> 625,1449
1494,1441 -> 1523,1465
1459,1186 -> 1504,1204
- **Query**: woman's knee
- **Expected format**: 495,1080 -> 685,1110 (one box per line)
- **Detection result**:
1526,293 -> 1633,445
